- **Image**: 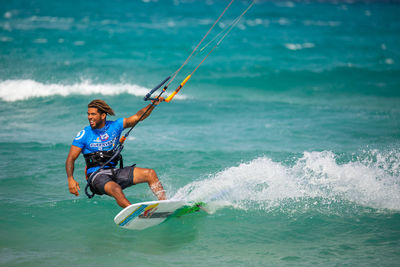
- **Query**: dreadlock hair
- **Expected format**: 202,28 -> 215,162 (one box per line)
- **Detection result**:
88,99 -> 115,116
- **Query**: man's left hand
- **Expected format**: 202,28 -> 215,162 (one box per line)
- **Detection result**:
152,97 -> 164,106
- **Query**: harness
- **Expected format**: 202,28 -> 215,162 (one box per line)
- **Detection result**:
84,150 -> 123,170
84,149 -> 124,198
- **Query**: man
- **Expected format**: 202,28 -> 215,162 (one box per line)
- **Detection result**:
66,99 -> 166,208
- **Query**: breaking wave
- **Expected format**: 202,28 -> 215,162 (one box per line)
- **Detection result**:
0,79 -> 187,101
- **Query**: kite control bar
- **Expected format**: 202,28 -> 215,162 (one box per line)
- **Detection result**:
143,74 -> 191,103
144,76 -> 171,101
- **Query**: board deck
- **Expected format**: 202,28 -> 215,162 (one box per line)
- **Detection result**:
114,199 -> 202,230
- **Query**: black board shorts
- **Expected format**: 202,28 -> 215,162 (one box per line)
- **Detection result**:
89,166 -> 135,195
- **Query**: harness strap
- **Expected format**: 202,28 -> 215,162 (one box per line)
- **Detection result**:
84,148 -> 125,198
85,172 -> 96,199
84,150 -> 122,169
111,168 -> 117,181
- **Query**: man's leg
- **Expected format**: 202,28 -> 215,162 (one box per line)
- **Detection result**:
133,167 -> 167,200
104,181 -> 131,208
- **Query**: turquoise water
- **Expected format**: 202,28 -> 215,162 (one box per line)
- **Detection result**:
1,0 -> 400,266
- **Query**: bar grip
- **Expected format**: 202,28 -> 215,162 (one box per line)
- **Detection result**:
144,76 -> 171,101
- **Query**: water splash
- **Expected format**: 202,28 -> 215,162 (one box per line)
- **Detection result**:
173,150 -> 400,213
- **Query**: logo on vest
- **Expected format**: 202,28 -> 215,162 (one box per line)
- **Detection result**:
100,133 -> 109,141
74,130 -> 85,140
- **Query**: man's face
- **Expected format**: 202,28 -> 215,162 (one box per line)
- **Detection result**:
87,107 -> 106,129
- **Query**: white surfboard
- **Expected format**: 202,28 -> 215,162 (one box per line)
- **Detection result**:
114,200 -> 186,230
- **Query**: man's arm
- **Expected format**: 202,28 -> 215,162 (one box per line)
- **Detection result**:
66,145 -> 82,196
123,97 -> 163,129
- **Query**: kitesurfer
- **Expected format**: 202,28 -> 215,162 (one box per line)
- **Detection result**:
65,99 -> 167,208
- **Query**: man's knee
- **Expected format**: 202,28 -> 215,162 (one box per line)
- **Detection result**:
147,169 -> 157,180
133,167 -> 159,185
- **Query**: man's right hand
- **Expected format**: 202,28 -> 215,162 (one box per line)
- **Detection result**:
66,145 -> 82,196
68,178 -> 80,196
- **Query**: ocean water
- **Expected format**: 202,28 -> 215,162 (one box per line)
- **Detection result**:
1,0 -> 400,266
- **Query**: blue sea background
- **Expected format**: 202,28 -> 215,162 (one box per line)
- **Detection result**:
1,0 -> 400,266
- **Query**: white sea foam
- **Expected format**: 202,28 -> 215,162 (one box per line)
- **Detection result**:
284,43 -> 315,51
4,11 -> 12,19
173,150 -> 400,213
277,18 -> 290,25
385,58 -> 394,65
303,20 -> 341,27
245,18 -> 263,27
275,1 -> 295,8
33,38 -> 48,44
29,16 -> 74,24
0,79 -> 187,101
73,40 -> 85,46
8,16 -> 75,31
0,36 -> 13,42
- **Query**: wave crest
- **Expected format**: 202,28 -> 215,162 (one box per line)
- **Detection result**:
0,79 -> 186,101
